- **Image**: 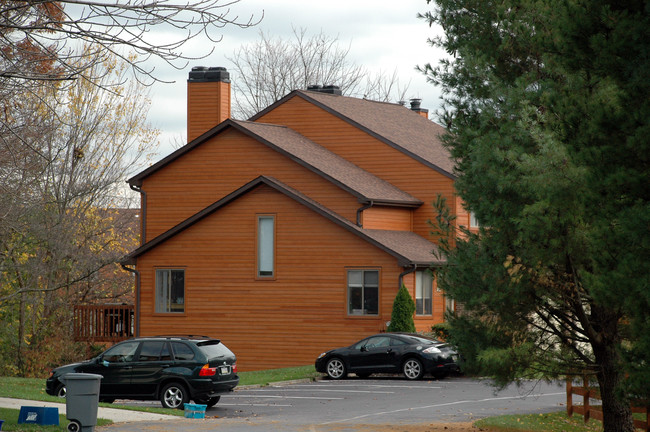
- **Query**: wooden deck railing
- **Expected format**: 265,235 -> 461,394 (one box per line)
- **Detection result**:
73,304 -> 134,342
567,375 -> 650,431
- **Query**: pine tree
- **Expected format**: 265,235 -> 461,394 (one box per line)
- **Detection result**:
420,1 -> 650,431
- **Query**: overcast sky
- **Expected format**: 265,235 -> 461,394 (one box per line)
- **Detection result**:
147,0 -> 447,159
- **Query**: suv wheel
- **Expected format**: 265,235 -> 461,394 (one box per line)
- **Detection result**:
55,383 -> 66,398
160,382 -> 189,409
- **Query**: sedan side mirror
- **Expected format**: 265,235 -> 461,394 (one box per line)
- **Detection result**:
360,346 -> 368,352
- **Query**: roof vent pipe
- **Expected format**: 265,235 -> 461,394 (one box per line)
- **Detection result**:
409,98 -> 429,119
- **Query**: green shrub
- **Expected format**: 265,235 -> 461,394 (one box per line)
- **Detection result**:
387,284 -> 415,332
431,322 -> 451,341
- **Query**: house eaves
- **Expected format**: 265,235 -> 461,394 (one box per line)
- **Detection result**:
250,90 -> 456,180
127,119 -> 420,208
121,175 -> 443,267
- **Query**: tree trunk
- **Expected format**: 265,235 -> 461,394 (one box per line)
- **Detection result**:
592,309 -> 634,432
17,291 -> 26,377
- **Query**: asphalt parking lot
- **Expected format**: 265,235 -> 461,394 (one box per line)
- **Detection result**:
99,376 -> 567,432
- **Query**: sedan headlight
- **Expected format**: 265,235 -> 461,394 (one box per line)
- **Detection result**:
317,352 -> 327,359
422,346 -> 441,354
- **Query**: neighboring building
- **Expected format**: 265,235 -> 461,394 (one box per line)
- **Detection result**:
122,66 -> 471,371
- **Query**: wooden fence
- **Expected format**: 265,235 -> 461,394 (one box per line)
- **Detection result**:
73,304 -> 134,343
567,375 -> 650,430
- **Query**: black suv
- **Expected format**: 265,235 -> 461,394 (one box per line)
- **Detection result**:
46,336 -> 238,409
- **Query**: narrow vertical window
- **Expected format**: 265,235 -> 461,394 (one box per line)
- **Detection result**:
348,270 -> 379,315
415,270 -> 433,315
258,215 -> 274,277
469,211 -> 480,228
155,269 -> 185,313
445,296 -> 456,315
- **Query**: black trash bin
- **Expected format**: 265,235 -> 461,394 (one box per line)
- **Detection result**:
61,373 -> 102,432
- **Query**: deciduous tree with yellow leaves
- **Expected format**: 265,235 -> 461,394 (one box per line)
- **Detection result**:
0,51 -> 158,376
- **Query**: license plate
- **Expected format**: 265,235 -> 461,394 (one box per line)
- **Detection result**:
220,366 -> 230,374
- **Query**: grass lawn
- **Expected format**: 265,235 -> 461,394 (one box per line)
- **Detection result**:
0,407 -> 112,432
475,411 -> 604,431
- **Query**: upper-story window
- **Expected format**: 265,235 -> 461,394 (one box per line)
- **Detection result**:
257,215 -> 275,277
415,270 -> 433,315
155,269 -> 185,313
348,269 -> 379,315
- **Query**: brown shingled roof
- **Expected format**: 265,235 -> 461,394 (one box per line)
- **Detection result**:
232,120 -> 421,206
128,119 -> 420,207
122,176 -> 443,267
252,90 -> 454,178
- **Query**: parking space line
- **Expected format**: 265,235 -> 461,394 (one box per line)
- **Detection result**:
296,383 -> 442,390
251,388 -> 394,394
225,394 -> 344,400
319,392 -> 566,424
219,403 -> 292,407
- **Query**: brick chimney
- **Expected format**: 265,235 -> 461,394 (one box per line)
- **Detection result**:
187,66 -> 231,141
409,98 -> 429,119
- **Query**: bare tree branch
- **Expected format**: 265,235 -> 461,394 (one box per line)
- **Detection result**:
227,27 -> 411,119
0,0 -> 261,87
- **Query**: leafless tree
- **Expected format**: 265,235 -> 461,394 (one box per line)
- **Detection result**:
227,27 -> 410,119
0,0 -> 260,87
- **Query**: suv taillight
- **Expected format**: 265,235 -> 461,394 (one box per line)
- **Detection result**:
199,364 -> 217,376
232,363 -> 237,373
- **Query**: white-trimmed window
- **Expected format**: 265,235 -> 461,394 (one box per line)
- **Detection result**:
415,270 -> 433,315
348,270 -> 379,315
445,296 -> 455,315
470,211 -> 480,228
257,215 -> 275,277
155,269 -> 185,313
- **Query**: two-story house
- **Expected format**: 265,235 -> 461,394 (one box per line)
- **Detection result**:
122,66 -> 469,371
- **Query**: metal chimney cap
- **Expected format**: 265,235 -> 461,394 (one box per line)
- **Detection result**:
188,66 -> 230,83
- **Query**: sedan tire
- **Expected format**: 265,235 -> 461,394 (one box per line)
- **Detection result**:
160,382 -> 189,409
403,358 -> 424,380
194,396 -> 221,407
326,358 -> 347,379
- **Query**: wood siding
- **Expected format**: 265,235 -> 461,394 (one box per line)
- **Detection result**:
361,206 -> 412,231
187,81 -> 230,141
141,128 -> 360,240
256,96 -> 457,238
136,185 -> 437,370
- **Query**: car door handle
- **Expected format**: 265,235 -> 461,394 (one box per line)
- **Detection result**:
386,348 -> 393,354
161,364 -> 170,368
